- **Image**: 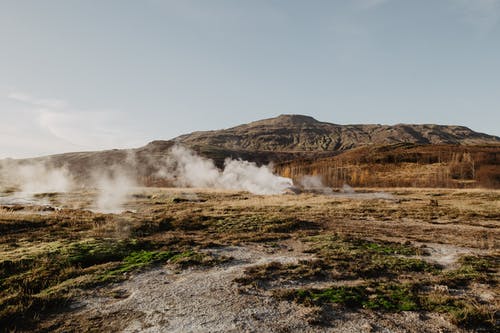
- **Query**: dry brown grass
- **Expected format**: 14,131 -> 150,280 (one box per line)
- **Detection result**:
276,144 -> 500,188
0,187 -> 498,331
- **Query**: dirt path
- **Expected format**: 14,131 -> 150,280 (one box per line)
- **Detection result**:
45,244 -> 463,333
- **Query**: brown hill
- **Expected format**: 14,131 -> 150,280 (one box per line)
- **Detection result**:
175,114 -> 500,153
2,114 -> 499,188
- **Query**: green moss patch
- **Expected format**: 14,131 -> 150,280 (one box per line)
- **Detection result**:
280,283 -> 418,311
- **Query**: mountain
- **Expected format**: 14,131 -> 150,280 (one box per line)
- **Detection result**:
174,114 -> 500,153
2,114 -> 499,188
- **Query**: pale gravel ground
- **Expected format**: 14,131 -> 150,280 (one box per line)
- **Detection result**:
414,242 -> 486,269
56,244 -> 464,333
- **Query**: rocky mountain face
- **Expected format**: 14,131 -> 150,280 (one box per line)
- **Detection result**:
174,114 -> 500,153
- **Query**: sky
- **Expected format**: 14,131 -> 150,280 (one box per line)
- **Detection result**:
1,0 -> 499,158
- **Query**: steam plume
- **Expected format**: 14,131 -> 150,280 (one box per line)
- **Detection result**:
0,160 -> 73,194
0,145 -> 294,211
298,175 -> 333,195
92,168 -> 136,213
165,145 -> 293,194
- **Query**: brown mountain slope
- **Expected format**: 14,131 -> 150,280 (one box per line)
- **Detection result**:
175,114 -> 500,153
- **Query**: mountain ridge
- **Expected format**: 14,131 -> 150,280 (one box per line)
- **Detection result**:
173,114 -> 500,153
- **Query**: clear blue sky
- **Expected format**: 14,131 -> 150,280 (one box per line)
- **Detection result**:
1,0 -> 499,158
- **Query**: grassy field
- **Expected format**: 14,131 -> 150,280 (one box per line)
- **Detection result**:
0,188 -> 498,332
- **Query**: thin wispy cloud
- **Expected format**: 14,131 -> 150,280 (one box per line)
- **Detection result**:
37,109 -> 138,149
2,92 -> 145,158
147,0 -> 286,25
451,0 -> 500,34
355,0 -> 392,10
8,92 -> 68,109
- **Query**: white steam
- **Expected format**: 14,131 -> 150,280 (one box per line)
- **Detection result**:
17,164 -> 72,193
298,175 -> 333,195
338,183 -> 393,199
221,159 -> 293,194
297,176 -> 394,200
165,145 -> 293,195
167,146 -> 220,188
0,161 -> 73,194
0,159 -> 136,213
341,184 -> 355,194
93,168 -> 136,213
0,145 -> 295,212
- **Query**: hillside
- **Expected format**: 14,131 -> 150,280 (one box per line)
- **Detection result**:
275,143 -> 500,188
2,114 -> 499,188
175,114 -> 500,153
